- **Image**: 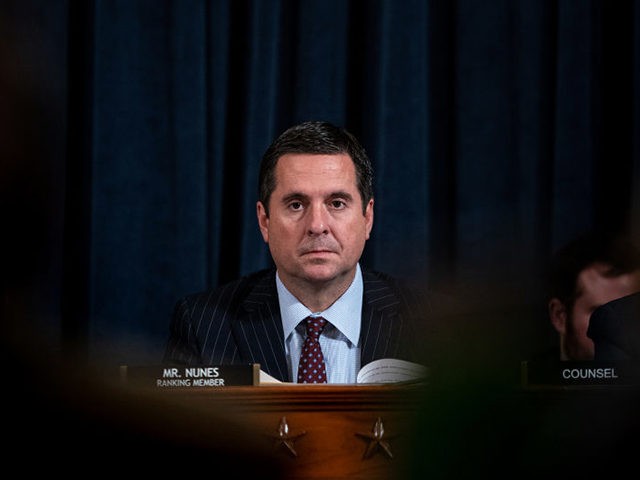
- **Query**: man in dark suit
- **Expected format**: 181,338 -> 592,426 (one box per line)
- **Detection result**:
163,121 -> 429,382
545,231 -> 640,361
588,291 -> 640,361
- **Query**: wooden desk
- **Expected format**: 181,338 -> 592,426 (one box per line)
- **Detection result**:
120,371 -> 640,479
157,384 -> 426,480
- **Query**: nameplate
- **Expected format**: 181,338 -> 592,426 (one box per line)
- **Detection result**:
521,360 -> 640,388
121,364 -> 260,388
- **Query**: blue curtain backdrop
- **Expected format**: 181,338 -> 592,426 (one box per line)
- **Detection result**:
3,0 -> 639,367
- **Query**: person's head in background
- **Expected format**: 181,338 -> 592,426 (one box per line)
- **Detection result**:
547,231 -> 640,361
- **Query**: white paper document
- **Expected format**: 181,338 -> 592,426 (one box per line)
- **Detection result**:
259,369 -> 285,384
259,358 -> 428,385
356,358 -> 428,384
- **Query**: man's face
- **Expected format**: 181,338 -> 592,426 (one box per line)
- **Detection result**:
256,153 -> 373,290
562,263 -> 640,360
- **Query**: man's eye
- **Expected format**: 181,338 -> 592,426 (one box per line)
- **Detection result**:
331,200 -> 346,209
289,202 -> 303,210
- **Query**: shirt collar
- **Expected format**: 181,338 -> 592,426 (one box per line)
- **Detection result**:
277,263 -> 363,346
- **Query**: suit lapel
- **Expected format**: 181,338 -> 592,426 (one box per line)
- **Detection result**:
231,270 -> 289,381
360,271 -> 405,366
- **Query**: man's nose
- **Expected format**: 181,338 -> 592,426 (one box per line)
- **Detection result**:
307,204 -> 329,235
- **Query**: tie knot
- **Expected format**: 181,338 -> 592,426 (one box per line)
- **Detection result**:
304,316 -> 326,339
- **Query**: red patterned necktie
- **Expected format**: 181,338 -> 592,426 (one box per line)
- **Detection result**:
297,316 -> 328,383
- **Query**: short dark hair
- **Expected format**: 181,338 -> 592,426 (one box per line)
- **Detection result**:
258,121 -> 373,215
547,231 -> 640,311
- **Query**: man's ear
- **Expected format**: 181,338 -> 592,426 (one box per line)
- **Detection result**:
256,201 -> 269,243
548,298 -> 567,335
364,198 -> 374,240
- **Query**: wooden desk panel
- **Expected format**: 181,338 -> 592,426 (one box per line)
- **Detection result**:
158,384 -> 426,480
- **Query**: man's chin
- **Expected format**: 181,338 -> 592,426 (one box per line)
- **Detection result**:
299,264 -> 345,284
302,271 -> 338,284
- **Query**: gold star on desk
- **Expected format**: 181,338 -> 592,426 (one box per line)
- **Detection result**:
268,416 -> 306,457
355,417 -> 396,459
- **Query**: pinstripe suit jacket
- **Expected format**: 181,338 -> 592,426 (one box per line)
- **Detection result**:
163,268 -> 428,382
